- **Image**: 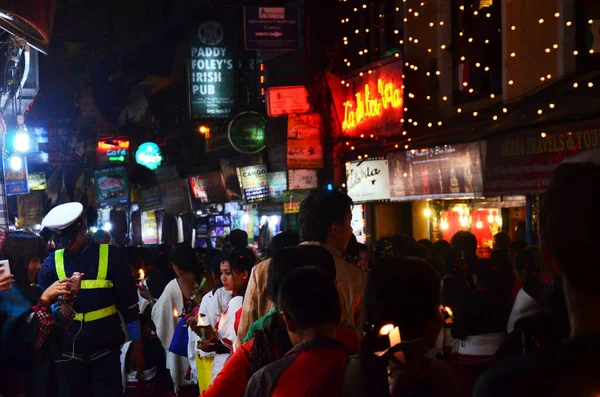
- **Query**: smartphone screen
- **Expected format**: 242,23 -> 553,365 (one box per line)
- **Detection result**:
0,260 -> 10,276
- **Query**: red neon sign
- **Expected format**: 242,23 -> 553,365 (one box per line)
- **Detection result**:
339,60 -> 404,137
96,139 -> 130,164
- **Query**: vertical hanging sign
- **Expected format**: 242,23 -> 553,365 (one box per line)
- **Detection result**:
189,15 -> 236,119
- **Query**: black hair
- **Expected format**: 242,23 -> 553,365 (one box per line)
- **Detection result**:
170,243 -> 202,280
345,233 -> 360,261
398,241 -> 428,260
474,258 -> 503,290
229,229 -> 248,250
298,189 -> 353,243
363,256 -> 441,347
540,158 -> 600,294
224,249 -> 255,276
451,231 -> 478,257
267,245 -> 336,303
417,239 -> 434,252
250,245 -> 336,374
264,230 -> 300,258
358,243 -> 369,253
493,231 -> 512,252
278,267 -> 341,328
0,231 -> 47,302
92,229 -> 112,244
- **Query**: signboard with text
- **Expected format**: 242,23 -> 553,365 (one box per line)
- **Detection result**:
484,124 -> 600,195
95,167 -> 129,206
189,16 -> 236,119
17,191 -> 44,227
96,138 -> 129,165
189,171 -> 227,203
27,172 -> 46,191
287,113 -> 323,169
336,59 -> 404,137
288,169 -> 318,190
244,7 -> 299,51
388,142 -> 483,201
4,160 -> 29,196
346,159 -> 391,203
267,86 -> 310,117
240,164 -> 269,203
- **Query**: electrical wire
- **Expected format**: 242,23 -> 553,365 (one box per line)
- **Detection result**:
54,298 -> 84,363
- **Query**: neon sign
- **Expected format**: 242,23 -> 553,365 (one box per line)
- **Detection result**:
96,139 -> 130,164
136,142 -> 163,170
337,60 -> 404,137
343,78 -> 403,131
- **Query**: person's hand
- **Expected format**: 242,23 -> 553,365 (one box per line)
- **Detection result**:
138,283 -> 154,301
41,279 -> 71,302
0,268 -> 13,293
197,339 -> 214,352
387,350 -> 427,397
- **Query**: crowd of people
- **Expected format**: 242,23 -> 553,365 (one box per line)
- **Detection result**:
0,150 -> 598,396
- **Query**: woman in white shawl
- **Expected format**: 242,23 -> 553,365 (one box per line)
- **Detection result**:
196,249 -> 255,381
152,244 -> 202,393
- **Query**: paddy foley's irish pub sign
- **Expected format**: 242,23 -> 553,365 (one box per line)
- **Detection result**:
341,59 -> 404,137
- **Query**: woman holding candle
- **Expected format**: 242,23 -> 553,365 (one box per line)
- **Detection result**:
196,249 -> 255,381
0,231 -> 76,397
151,243 -> 202,395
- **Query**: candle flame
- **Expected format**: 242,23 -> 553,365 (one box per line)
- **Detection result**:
197,314 -> 206,327
443,306 -> 453,317
139,269 -> 145,280
379,323 -> 395,336
173,308 -> 179,317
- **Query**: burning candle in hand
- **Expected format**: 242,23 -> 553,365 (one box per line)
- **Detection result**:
379,324 -> 402,348
173,308 -> 179,318
138,269 -> 145,282
197,314 -> 207,339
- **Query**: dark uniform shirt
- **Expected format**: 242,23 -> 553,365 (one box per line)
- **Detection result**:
39,238 -> 138,355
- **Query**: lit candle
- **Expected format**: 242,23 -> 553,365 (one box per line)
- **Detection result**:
379,324 -> 402,347
173,308 -> 179,318
197,314 -> 206,339
139,269 -> 145,281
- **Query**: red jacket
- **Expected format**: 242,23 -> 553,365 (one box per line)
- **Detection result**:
202,325 -> 360,397
244,338 -> 354,397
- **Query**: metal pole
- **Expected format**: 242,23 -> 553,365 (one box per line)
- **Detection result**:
0,114 -> 8,231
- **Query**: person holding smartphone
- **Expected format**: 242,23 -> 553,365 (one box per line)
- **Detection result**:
0,231 -> 77,397
0,266 -> 13,293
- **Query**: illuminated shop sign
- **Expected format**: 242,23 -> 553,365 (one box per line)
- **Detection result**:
97,139 -> 130,165
339,59 -> 404,137
136,142 -> 163,170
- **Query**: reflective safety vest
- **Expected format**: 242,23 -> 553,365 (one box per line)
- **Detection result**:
55,244 -> 117,322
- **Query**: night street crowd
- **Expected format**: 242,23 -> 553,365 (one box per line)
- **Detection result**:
0,150 -> 599,397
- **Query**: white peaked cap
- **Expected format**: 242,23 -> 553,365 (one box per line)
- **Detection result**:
41,202 -> 84,230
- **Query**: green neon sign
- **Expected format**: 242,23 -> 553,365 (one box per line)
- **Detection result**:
136,142 -> 162,170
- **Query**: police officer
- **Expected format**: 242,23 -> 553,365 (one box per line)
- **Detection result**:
39,202 -> 143,396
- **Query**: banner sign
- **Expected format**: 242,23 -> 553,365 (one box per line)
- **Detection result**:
266,86 -> 310,117
95,167 -> 129,206
189,171 -> 227,203
335,59 -> 404,137
17,191 -> 44,227
228,112 -> 267,154
268,171 -> 287,202
288,169 -> 318,190
27,172 -> 46,191
346,159 -> 391,203
287,113 -> 323,169
484,124 -> 600,195
136,142 -> 162,170
4,158 -> 29,196
244,7 -> 300,51
189,16 -> 236,119
97,138 -> 129,165
388,142 -> 483,201
240,164 -> 269,203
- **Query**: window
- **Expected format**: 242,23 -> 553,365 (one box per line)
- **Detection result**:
451,0 -> 502,105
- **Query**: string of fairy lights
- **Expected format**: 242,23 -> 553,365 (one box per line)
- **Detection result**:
337,0 -> 598,161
